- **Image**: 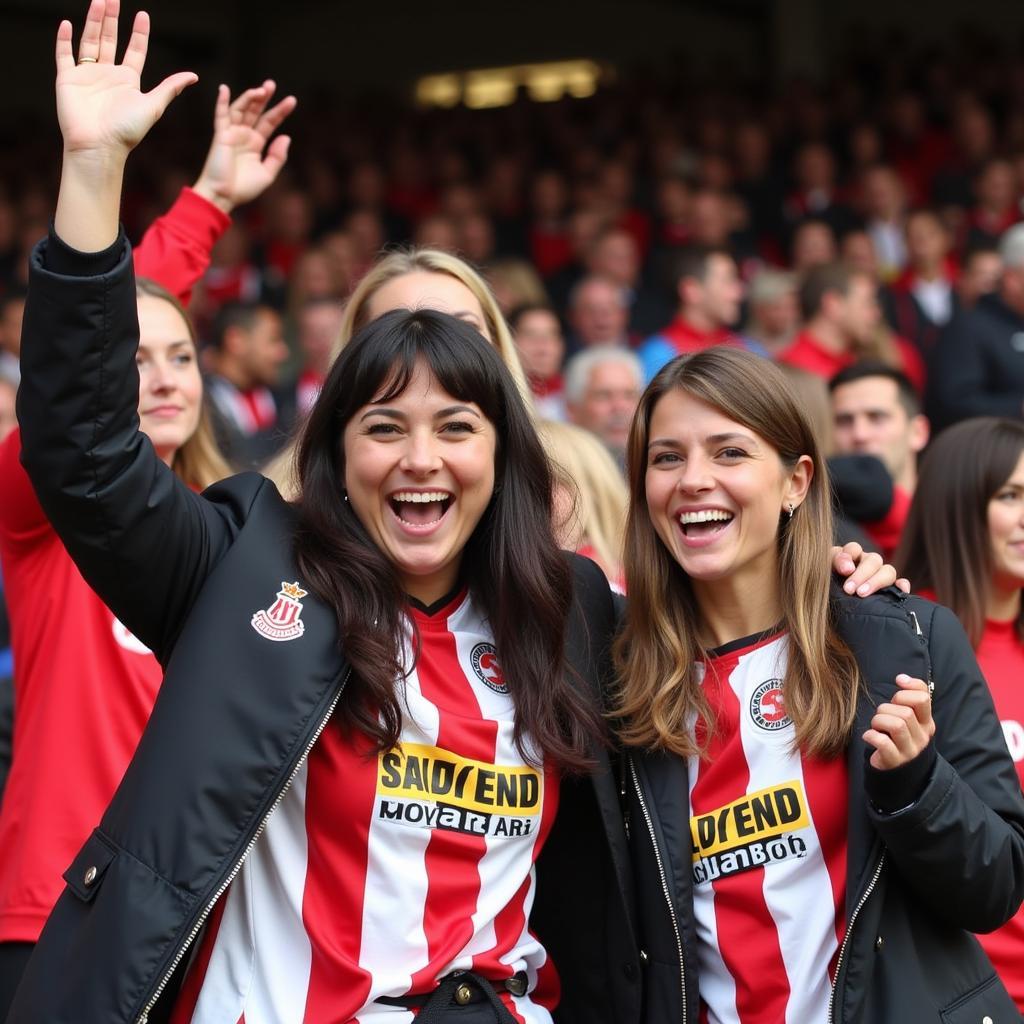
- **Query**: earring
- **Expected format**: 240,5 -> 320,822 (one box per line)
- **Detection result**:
787,502 -> 795,519
342,490 -> 349,503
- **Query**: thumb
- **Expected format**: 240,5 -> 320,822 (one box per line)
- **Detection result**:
145,71 -> 199,122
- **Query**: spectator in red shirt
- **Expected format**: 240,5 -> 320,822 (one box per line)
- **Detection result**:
781,262 -> 924,390
293,297 -> 344,419
567,275 -> 632,351
830,362 -> 930,557
509,303 -> 567,421
638,245 -> 751,382
898,416 -> 1024,1011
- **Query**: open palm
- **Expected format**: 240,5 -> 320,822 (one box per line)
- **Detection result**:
55,0 -> 197,157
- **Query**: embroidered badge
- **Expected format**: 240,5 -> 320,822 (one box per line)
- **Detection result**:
749,678 -> 792,731
251,581 -> 308,642
470,642 -> 508,694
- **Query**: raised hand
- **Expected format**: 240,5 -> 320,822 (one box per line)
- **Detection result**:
55,0 -> 197,160
192,81 -> 296,214
831,541 -> 911,597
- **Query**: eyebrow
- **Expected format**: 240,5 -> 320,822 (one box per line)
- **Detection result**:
648,431 -> 757,449
360,404 -> 482,422
138,339 -> 193,352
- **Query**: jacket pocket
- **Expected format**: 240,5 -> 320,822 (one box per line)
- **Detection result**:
63,828 -> 118,902
940,972 -> 1019,1023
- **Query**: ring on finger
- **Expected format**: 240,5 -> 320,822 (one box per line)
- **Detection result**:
79,56 -> 98,63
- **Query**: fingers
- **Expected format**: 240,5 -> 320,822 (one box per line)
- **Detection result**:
145,71 -> 200,120
122,10 -> 150,76
255,94 -> 298,141
895,577 -> 911,594
227,84 -> 269,127
864,674 -> 936,769
97,0 -> 120,63
839,549 -> 896,596
862,729 -> 902,770
891,674 -> 935,735
78,0 -> 104,62
261,134 -> 292,182
213,83 -> 231,132
56,19 -> 76,74
242,80 -> 276,127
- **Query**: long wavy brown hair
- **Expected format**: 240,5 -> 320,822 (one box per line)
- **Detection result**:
897,416 -> 1024,647
614,348 -> 860,759
293,307 -> 602,771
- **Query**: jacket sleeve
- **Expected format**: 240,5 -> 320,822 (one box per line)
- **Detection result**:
18,228 -> 251,664
867,604 -> 1024,932
132,187 -> 230,306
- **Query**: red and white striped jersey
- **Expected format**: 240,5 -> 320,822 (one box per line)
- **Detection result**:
688,631 -> 848,1024
171,589 -> 560,1023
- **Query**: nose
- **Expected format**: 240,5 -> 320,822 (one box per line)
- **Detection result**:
676,452 -> 714,493
399,428 -> 442,476
146,357 -> 177,395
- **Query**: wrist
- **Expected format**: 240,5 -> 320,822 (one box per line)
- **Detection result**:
60,147 -> 128,189
191,178 -> 234,215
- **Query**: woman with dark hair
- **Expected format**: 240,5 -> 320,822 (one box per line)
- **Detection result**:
897,416 -> 1024,1010
615,347 -> 1024,1022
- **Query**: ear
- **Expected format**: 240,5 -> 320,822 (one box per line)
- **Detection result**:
783,454 -> 814,513
908,413 -> 930,455
223,324 -> 247,358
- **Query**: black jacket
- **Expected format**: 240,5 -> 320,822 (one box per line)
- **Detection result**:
9,231 -> 642,1024
626,588 -> 1024,1023
927,293 -> 1024,430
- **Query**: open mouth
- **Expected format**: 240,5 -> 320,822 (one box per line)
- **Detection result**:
388,490 -> 454,527
678,509 -> 734,538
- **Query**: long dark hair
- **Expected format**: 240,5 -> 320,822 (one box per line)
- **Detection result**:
294,308 -> 600,770
897,417 -> 1024,646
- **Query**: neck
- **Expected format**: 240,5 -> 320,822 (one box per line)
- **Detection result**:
692,559 -> 783,648
681,307 -> 715,333
913,260 -> 943,282
806,317 -> 846,354
895,463 -> 916,494
987,579 -> 1022,623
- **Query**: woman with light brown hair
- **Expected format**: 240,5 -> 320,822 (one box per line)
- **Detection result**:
615,347 -> 1024,1023
897,416 -> 1024,1009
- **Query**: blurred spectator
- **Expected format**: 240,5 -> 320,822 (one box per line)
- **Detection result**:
568,276 -> 631,351
344,208 -> 386,277
538,419 -> 628,591
196,222 -> 264,328
958,242 -> 1003,308
785,142 -> 856,238
884,208 -> 959,356
830,361 -> 929,557
204,301 -> 292,469
840,229 -> 881,280
929,223 -> 1024,428
0,370 -> 15,444
584,226 -> 670,337
790,218 -> 839,273
861,164 -> 909,280
456,212 -> 496,266
0,290 -> 25,386
528,170 -> 571,277
509,303 -> 567,420
262,187 -> 313,286
286,246 -> 343,316
599,159 -> 650,256
966,157 -> 1022,250
933,99 -> 996,212
564,346 -> 642,470
744,269 -> 799,356
638,245 -> 751,382
413,214 -> 459,252
781,262 -> 923,388
485,259 -> 548,316
293,298 -> 344,418
547,207 -> 607,314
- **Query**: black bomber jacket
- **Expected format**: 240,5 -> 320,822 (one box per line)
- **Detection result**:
625,589 -> 1024,1023
9,232 -> 642,1024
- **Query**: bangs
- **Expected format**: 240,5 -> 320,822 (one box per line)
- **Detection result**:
334,308 -> 509,427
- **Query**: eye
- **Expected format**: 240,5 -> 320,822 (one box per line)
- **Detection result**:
717,447 -> 747,460
171,352 -> 194,367
441,420 -> 476,435
650,451 -> 681,465
996,488 -> 1021,502
366,422 -> 401,435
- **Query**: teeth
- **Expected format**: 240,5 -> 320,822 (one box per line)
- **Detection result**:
392,491 -> 450,503
679,509 -> 733,525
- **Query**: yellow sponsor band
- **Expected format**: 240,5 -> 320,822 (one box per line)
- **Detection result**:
377,742 -> 541,816
691,780 -> 809,859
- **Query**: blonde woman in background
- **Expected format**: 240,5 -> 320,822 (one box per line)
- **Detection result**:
266,247 -> 532,497
537,419 -> 628,592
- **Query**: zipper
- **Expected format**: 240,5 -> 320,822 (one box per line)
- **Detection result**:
827,851 -> 885,1024
136,669 -> 352,1024
907,610 -> 935,696
628,756 -> 686,1023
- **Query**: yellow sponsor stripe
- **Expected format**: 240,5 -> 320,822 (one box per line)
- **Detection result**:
377,742 -> 542,816
690,780 -> 809,859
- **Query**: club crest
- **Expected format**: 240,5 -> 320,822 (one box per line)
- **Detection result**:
251,581 -> 308,642
750,678 -> 792,731
471,642 -> 508,694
